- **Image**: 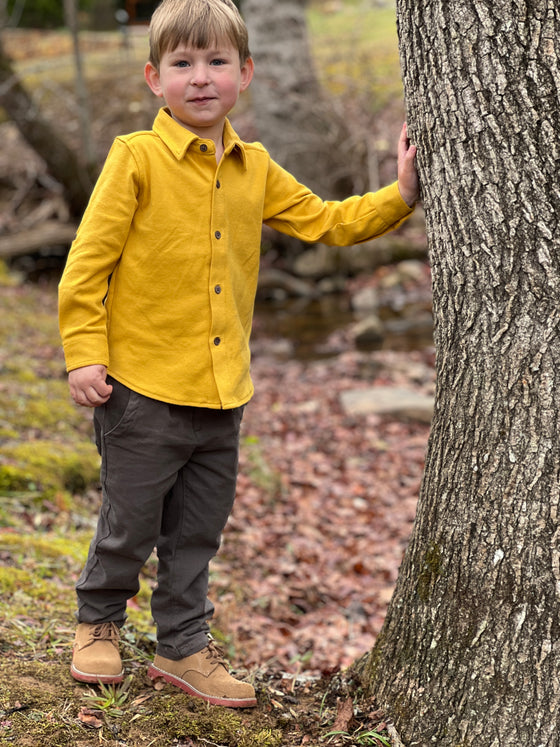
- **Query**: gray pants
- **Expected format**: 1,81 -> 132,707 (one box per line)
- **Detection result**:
76,377 -> 244,660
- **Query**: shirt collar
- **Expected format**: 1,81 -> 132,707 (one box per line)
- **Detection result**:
152,107 -> 247,168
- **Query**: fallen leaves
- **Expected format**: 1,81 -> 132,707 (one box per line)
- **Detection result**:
77,706 -> 103,729
0,274 -> 433,687
214,339 -> 433,675
330,697 -> 356,733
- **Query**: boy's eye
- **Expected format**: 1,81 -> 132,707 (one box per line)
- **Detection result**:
211,58 -> 226,66
175,60 -> 190,68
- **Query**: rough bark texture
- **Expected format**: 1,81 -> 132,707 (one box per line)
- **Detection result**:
366,1 -> 560,745
241,0 -> 364,200
0,34 -> 95,216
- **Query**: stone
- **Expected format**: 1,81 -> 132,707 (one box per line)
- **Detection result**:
351,315 -> 384,345
340,386 -> 434,423
350,285 -> 379,312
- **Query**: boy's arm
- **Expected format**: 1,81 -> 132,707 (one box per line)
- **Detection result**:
261,127 -> 418,246
59,139 -> 138,376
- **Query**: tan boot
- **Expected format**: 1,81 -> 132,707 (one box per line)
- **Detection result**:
148,641 -> 256,708
71,622 -> 124,684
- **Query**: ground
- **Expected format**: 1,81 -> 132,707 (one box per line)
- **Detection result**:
0,267 -> 432,746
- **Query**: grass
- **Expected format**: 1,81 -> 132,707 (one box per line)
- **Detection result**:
0,274 -> 100,509
307,1 -> 403,112
325,727 -> 392,745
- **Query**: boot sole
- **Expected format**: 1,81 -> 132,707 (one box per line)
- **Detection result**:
71,663 -> 124,684
147,664 -> 257,708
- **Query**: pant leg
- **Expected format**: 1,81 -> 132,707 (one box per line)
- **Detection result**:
151,405 -> 244,660
76,379 -> 195,624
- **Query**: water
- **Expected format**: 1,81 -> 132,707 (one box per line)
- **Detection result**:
253,292 -> 433,360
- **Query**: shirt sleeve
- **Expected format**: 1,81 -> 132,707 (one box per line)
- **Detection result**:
58,139 -> 139,372
262,156 -> 413,246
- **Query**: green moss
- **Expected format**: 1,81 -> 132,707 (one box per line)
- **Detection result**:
0,566 -> 75,605
0,440 -> 99,501
0,260 -> 21,287
0,378 -> 86,434
242,435 -> 283,497
0,464 -> 34,492
1,532 -> 88,564
417,542 -> 442,601
148,691 -> 283,746
0,654 -> 284,747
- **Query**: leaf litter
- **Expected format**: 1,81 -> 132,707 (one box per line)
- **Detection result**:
0,271 -> 432,744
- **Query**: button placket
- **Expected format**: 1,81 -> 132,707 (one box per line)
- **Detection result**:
210,162 -> 225,366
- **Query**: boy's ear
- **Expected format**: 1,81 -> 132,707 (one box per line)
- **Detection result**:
144,62 -> 164,97
239,56 -> 254,92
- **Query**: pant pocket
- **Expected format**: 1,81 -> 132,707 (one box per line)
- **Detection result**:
100,377 -> 133,437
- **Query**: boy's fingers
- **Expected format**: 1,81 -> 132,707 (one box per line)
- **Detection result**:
71,380 -> 112,407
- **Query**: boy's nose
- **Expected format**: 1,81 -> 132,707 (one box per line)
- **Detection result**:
191,64 -> 210,86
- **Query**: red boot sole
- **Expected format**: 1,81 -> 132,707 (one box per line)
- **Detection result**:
71,664 -> 124,684
147,664 -> 257,708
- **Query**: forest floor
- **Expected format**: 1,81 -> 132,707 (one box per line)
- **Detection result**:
0,15 -> 432,747
0,264 -> 433,747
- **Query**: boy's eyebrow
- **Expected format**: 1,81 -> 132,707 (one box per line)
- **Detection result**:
167,43 -> 237,57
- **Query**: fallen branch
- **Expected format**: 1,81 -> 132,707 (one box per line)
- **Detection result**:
0,220 -> 77,258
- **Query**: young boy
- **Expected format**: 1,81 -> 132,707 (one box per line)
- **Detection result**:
58,0 -> 419,709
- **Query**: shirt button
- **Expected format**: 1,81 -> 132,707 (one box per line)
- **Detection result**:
214,285 -> 222,294
213,337 -> 221,346
216,180 -> 221,189
200,143 -> 208,152
214,230 -> 221,239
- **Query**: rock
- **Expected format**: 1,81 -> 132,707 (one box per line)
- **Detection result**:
383,312 -> 433,337
379,259 -> 427,289
350,285 -> 379,312
293,243 -> 340,277
340,386 -> 434,423
293,240 -> 428,279
257,268 -> 317,298
351,315 -> 384,345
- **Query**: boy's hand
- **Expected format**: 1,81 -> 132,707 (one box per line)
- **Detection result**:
68,364 -> 113,408
397,123 -> 419,208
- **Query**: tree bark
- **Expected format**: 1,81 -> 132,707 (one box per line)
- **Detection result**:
365,1 -> 560,745
63,0 -> 95,166
241,0 -> 364,200
0,34 -> 95,216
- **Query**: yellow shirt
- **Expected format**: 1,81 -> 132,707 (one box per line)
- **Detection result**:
59,107 -> 413,408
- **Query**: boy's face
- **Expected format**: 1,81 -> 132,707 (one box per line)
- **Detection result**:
144,41 -> 253,142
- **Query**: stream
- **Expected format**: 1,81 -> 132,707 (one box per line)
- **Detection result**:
253,291 -> 433,360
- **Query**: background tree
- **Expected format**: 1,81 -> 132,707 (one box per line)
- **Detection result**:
363,1 -> 560,744
241,0 -> 365,200
0,33 -> 95,216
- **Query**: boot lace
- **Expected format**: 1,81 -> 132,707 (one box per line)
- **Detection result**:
204,639 -> 227,666
90,622 -> 119,643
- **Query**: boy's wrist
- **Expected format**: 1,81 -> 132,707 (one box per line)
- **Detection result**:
398,182 -> 418,209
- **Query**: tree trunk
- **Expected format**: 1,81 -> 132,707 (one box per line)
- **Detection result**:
241,0 -> 363,200
0,34 -> 95,216
365,1 -> 560,745
63,0 -> 95,166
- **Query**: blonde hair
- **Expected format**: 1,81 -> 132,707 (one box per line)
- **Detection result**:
148,0 -> 250,69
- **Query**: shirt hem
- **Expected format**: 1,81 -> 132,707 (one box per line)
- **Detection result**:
107,370 -> 254,409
